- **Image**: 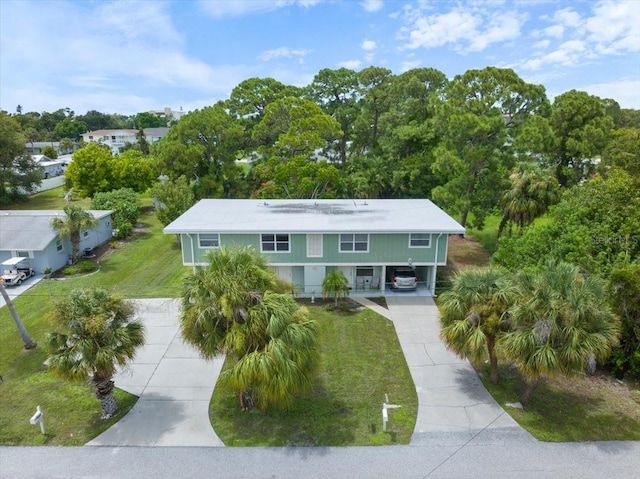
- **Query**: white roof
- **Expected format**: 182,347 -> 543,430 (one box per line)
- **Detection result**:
1,257 -> 30,266
164,199 -> 465,235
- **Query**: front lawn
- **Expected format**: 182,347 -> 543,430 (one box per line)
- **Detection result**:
210,304 -> 418,446
479,363 -> 640,442
0,203 -> 188,445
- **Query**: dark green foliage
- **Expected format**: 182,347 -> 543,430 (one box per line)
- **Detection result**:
91,188 -> 140,238
493,169 -> 640,274
607,264 -> 640,379
62,260 -> 98,275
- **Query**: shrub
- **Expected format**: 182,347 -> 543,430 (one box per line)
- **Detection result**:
91,188 -> 140,238
62,260 -> 97,276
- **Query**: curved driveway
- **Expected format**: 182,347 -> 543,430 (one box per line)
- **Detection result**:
3,297 -> 638,478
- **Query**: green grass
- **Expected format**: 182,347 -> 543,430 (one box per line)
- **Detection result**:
210,304 -> 418,446
0,193 -> 189,445
3,186 -> 91,210
466,214 -> 501,254
479,363 -> 640,442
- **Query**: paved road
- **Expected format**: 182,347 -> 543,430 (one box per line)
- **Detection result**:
2,438 -> 639,479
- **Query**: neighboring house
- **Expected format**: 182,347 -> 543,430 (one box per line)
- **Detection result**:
148,107 -> 184,124
31,155 -> 65,179
0,210 -> 113,273
25,141 -> 60,155
164,199 -> 465,296
81,128 -> 169,154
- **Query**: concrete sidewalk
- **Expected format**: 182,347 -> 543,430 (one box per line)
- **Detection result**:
87,298 -> 225,447
377,296 -> 525,445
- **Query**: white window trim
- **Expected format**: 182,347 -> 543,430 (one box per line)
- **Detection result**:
261,234 -> 290,253
306,234 -> 323,258
198,233 -> 220,249
409,233 -> 432,248
339,233 -> 369,253
56,237 -> 64,253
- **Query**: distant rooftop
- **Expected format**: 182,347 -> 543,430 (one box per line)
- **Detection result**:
164,199 -> 465,235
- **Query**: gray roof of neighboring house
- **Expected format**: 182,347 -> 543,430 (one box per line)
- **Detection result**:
0,210 -> 112,251
143,128 -> 169,137
164,199 -> 465,235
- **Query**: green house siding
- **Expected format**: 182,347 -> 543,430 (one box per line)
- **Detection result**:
181,232 -> 449,265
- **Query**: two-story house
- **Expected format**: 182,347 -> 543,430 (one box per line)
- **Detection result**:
164,199 -> 464,296
81,128 -> 169,154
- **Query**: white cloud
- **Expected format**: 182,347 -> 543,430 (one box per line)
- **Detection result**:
0,1 -> 254,113
361,0 -> 383,13
544,25 -> 564,39
258,47 -> 313,62
197,0 -> 323,18
364,53 -> 374,63
533,39 -> 551,50
585,1 -> 640,52
362,40 -> 377,50
577,78 -> 640,109
400,60 -> 421,72
520,39 -> 586,70
337,60 -> 362,69
398,5 -> 525,53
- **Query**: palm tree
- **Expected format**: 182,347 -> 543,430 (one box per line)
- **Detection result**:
59,137 -> 74,154
502,261 -> 620,406
439,268 -> 516,383
322,269 -> 349,307
497,162 -> 559,239
47,288 -> 145,418
0,280 -> 37,349
51,205 -> 98,264
180,246 -> 320,410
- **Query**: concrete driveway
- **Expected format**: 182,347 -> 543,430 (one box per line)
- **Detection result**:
355,295 -> 525,445
87,298 -> 225,447
0,274 -> 44,308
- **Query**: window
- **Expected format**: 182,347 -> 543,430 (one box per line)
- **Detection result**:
56,237 -> 63,252
356,267 -> 374,278
409,233 -> 431,248
198,233 -> 219,248
261,234 -> 289,252
83,230 -> 89,238
340,233 -> 368,252
17,251 -> 30,258
88,136 -> 93,140
306,234 -> 322,257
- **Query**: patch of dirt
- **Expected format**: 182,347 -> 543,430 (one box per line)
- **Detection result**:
559,372 -> 640,418
447,235 -> 491,270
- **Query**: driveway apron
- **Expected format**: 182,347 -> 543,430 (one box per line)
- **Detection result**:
87,298 -> 225,447
384,295 -> 526,445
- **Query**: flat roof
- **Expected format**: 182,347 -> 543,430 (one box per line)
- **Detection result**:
164,199 -> 465,235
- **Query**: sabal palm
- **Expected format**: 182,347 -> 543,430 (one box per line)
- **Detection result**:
322,269 -> 349,306
180,246 -> 320,409
498,162 -> 559,238
502,261 -> 620,405
51,205 -> 98,263
47,288 -> 145,418
439,268 -> 515,383
222,291 -> 320,410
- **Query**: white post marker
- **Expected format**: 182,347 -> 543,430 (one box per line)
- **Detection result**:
382,407 -> 388,432
30,405 -> 45,435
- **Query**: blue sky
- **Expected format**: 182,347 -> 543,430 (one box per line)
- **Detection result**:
1,0 -> 638,115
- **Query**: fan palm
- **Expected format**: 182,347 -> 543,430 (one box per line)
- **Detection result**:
502,261 -> 620,405
439,268 -> 516,383
51,205 -> 99,263
180,246 -> 320,410
322,269 -> 349,307
47,288 -> 145,418
497,162 -> 559,238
